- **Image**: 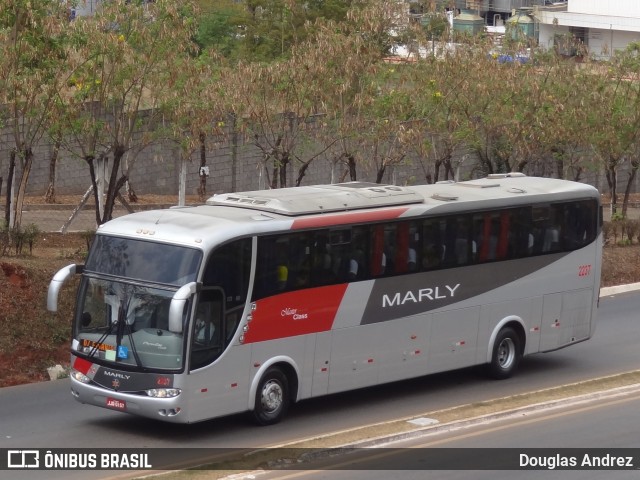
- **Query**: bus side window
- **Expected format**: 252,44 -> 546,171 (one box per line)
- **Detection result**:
253,237 -> 287,299
542,205 -> 562,253
370,225 -> 386,277
563,200 -> 596,250
450,216 -> 474,265
421,219 -> 445,270
311,233 -> 334,286
349,227 -> 368,280
422,243 -> 442,270
508,207 -> 533,258
288,233 -> 313,290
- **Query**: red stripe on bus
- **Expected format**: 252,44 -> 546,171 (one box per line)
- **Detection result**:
243,284 -> 348,343
291,208 -> 410,230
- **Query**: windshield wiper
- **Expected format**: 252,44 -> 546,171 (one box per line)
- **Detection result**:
86,316 -> 118,359
114,297 -> 143,368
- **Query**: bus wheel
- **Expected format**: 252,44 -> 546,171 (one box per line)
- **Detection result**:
253,368 -> 290,425
488,327 -> 522,380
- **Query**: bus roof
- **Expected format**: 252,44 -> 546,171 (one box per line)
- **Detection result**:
206,182 -> 424,215
206,175 -> 598,216
96,175 -> 599,248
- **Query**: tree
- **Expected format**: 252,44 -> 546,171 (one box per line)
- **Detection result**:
312,0 -> 410,183
606,42 -> 640,218
55,0 -> 199,224
237,0 -> 355,62
585,43 -> 640,218
194,0 -> 247,59
0,0 -> 70,229
163,50 -> 229,204
223,19 -> 373,189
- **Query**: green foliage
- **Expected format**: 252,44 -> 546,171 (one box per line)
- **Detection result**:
0,220 -> 39,256
211,0 -> 356,62
195,2 -> 247,58
604,218 -> 640,246
13,223 -> 40,255
0,218 -> 8,256
421,13 -> 449,38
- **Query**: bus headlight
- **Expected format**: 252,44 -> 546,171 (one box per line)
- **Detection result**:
146,388 -> 181,398
71,370 -> 91,384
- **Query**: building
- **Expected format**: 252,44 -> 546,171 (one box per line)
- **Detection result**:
447,1 -> 552,26
70,0 -> 103,18
535,0 -> 640,59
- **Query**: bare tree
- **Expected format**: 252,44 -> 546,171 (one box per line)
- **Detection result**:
0,0 -> 70,229
53,0 -> 199,224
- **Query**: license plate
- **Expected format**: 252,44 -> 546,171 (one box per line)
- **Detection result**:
106,397 -> 126,411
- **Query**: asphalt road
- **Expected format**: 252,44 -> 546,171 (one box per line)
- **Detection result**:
1,290 -> 639,479
264,389 -> 640,480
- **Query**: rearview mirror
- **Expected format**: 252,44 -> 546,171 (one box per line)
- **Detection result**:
48,264 -> 83,312
168,282 -> 199,333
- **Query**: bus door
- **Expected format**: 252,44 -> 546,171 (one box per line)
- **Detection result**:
540,289 -> 593,353
186,238 -> 252,422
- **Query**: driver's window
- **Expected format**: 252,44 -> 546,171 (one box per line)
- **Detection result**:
194,297 -> 221,345
190,289 -> 223,370
189,238 -> 251,371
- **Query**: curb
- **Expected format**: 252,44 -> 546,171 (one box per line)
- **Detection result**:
600,282 -> 640,296
223,378 -> 640,479
336,382 -> 640,450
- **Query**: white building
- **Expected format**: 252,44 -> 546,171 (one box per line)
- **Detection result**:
535,0 -> 640,59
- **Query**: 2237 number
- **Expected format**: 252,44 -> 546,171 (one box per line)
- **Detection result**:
578,264 -> 592,277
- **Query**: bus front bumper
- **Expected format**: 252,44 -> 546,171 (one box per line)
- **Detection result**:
70,375 -> 186,423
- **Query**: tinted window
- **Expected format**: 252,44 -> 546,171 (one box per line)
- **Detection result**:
250,199 -> 599,300
85,236 -> 202,286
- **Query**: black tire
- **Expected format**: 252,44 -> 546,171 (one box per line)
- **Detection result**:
488,327 -> 522,380
252,367 -> 290,426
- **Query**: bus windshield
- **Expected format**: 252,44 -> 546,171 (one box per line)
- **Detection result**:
85,235 -> 202,286
73,277 -> 188,371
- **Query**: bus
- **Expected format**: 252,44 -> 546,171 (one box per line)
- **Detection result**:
48,174 -> 602,424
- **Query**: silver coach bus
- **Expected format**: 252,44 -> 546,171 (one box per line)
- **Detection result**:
48,174 -> 602,424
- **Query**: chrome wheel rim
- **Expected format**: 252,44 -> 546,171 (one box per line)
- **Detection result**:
497,337 -> 516,369
261,380 -> 283,414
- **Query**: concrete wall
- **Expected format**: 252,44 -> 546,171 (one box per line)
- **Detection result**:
0,114 -> 635,199
0,123 -> 427,198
